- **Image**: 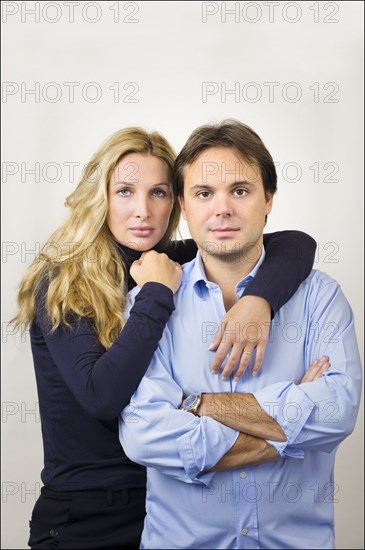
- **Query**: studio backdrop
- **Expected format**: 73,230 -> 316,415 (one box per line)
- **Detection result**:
2,1 -> 363,548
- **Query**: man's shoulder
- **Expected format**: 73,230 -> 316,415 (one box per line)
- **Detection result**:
305,268 -> 338,288
295,268 -> 347,307
181,257 -> 199,281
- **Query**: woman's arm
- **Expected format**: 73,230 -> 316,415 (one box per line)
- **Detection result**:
205,230 -> 316,379
34,281 -> 176,421
33,250 -> 182,421
170,231 -> 316,311
165,239 -> 198,264
247,230 -> 317,315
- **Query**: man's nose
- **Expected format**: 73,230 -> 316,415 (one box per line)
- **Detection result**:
215,194 -> 233,216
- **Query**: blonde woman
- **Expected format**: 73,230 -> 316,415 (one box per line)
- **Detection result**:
14,127 -> 316,549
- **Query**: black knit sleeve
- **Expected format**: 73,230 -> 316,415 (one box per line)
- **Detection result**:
245,230 -> 317,316
33,282 -> 175,420
166,231 -> 316,316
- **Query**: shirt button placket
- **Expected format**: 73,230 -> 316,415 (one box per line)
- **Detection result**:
235,468 -> 259,548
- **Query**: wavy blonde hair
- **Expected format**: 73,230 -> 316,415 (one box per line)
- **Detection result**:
13,127 -> 179,348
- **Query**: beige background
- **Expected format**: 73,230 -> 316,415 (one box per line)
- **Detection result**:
2,1 -> 363,548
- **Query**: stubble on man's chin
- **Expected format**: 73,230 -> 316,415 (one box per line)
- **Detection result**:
200,242 -> 262,264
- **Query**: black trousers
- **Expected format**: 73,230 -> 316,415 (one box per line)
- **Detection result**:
28,486 -> 146,549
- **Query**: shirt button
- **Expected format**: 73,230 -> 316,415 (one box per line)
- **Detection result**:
240,471 -> 247,479
241,528 -> 248,536
50,529 -> 59,537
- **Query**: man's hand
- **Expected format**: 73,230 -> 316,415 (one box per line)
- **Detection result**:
300,356 -> 330,383
209,296 -> 271,380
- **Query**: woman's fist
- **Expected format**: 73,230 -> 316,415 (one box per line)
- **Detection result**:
130,250 -> 182,294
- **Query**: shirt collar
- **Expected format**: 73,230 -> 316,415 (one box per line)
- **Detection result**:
190,247 -> 266,300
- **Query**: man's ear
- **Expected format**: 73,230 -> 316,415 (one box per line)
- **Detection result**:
179,196 -> 187,220
265,192 -> 273,215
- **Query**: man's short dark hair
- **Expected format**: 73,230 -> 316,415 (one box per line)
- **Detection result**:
173,119 -> 277,198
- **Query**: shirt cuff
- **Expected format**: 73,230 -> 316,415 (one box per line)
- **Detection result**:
176,416 -> 239,486
253,382 -> 315,457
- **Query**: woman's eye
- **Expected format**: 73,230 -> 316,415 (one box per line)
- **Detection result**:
118,188 -> 132,197
152,189 -> 167,197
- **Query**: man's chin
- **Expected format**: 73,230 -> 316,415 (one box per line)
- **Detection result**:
200,241 -> 262,263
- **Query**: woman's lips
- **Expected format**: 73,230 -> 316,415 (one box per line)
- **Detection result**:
129,227 -> 154,237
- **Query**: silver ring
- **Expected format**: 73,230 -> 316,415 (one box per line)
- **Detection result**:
242,351 -> 252,355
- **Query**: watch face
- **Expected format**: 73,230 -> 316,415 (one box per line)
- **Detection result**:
183,394 -> 199,410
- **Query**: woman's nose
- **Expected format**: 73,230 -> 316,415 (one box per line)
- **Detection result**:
134,196 -> 151,219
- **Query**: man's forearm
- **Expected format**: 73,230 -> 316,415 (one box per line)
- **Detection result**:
208,432 -> 281,471
198,392 -> 286,442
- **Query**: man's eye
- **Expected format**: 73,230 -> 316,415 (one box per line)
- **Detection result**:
197,191 -> 211,198
234,188 -> 247,196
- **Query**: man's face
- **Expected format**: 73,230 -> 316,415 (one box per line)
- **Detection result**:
179,147 -> 273,263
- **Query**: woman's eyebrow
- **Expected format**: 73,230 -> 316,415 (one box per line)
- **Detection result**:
112,181 -> 170,187
112,181 -> 136,187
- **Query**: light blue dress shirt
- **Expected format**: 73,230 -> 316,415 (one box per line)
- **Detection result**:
120,249 -> 362,549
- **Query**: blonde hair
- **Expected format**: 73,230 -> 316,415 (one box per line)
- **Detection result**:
13,127 -> 179,348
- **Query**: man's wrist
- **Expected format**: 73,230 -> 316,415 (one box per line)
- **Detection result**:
181,393 -> 203,416
195,393 -> 205,417
197,393 -> 218,418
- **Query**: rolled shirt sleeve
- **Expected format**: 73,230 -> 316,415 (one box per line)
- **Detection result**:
254,277 -> 362,457
120,331 -> 239,486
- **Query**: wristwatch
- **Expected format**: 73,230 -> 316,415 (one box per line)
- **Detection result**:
181,393 -> 203,416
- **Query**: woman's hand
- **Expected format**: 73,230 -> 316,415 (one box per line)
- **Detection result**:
209,296 -> 271,381
130,250 -> 182,294
300,356 -> 330,383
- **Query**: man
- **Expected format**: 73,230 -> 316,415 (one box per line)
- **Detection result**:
120,120 -> 362,549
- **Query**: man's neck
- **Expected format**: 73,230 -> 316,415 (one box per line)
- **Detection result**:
200,243 -> 263,311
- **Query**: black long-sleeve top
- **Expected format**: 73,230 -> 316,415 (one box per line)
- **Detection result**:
30,231 -> 315,490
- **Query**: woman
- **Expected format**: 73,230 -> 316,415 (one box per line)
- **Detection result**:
13,127 -> 321,549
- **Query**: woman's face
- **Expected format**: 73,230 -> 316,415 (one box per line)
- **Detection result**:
107,153 -> 174,251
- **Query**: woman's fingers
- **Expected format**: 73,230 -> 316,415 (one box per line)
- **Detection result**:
210,296 -> 271,380
130,250 -> 182,293
232,347 -> 256,381
251,337 -> 268,376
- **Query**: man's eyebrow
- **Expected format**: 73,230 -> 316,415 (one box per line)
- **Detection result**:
189,181 -> 254,191
189,184 -> 213,192
228,180 -> 255,187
